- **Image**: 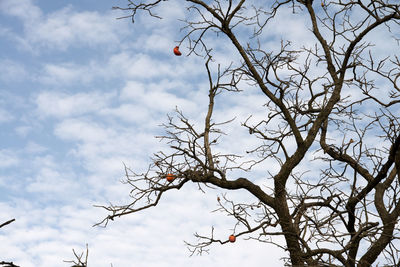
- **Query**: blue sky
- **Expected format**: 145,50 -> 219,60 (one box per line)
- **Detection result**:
1,0 -> 399,266
0,0 -> 288,266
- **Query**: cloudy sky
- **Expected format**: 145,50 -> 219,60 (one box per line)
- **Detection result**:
1,0 -> 398,266
0,0 -> 290,266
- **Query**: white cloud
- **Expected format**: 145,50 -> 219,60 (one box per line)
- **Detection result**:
40,63 -> 89,84
27,7 -> 125,50
0,1 -> 288,266
0,107 -> 14,123
119,80 -> 197,113
0,186 -> 286,267
0,0 -> 42,23
54,118 -> 112,143
15,125 -> 33,137
99,103 -> 153,123
52,116 -> 160,178
0,149 -> 19,168
106,52 -> 177,78
25,141 -> 47,154
1,0 -> 129,52
26,167 -> 79,195
36,91 -> 114,118
38,49 -> 205,85
0,59 -> 28,82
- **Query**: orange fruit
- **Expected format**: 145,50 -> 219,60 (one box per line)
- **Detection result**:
173,46 -> 182,56
166,173 -> 175,182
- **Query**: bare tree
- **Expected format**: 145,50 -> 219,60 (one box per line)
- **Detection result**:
0,262 -> 19,267
63,244 -> 89,267
97,1 -> 400,266
0,219 -> 19,267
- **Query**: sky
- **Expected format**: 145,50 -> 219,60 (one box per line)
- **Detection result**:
0,0 -> 288,266
0,0 -> 399,266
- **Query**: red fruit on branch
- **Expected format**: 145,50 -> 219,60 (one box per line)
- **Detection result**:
173,46 -> 182,56
229,235 -> 236,243
166,173 -> 175,182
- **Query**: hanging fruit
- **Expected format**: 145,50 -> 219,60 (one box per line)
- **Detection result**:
173,46 -> 182,56
229,234 -> 236,243
166,173 -> 176,182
